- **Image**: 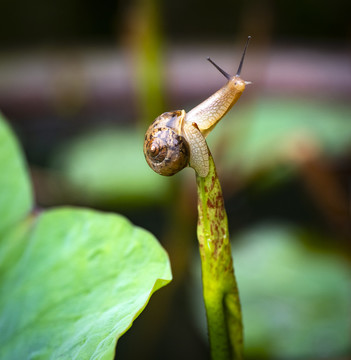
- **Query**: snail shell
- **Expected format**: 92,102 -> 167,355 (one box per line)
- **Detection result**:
143,110 -> 190,176
144,109 -> 210,177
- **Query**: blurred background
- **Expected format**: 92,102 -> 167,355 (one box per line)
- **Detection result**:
1,0 -> 350,359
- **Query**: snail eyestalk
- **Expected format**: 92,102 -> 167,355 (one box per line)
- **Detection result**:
207,57 -> 231,80
235,35 -> 251,77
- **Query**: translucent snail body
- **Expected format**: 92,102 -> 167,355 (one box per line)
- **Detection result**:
186,75 -> 247,138
144,36 -> 251,178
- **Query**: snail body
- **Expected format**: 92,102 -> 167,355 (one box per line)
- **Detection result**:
144,37 -> 251,178
186,75 -> 246,138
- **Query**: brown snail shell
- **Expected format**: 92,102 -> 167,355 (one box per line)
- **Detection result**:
143,110 -> 190,176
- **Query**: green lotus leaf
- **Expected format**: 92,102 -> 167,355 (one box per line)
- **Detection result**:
0,114 -> 32,235
0,115 -> 172,359
0,207 -> 172,359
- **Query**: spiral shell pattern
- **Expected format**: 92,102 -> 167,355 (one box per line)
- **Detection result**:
144,111 -> 190,176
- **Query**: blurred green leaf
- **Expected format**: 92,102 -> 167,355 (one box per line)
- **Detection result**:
0,113 -> 32,234
208,98 -> 351,176
53,128 -> 171,206
190,224 -> 351,358
0,208 -> 172,359
234,225 -> 351,358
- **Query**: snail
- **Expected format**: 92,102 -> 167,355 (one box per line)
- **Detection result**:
144,36 -> 251,177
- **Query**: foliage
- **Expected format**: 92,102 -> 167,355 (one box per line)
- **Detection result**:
0,119 -> 32,235
0,114 -> 172,359
236,225 -> 351,358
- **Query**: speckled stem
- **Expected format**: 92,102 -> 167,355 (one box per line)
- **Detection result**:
196,150 -> 243,360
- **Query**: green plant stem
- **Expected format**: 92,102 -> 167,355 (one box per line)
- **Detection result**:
196,150 -> 243,360
130,0 -> 165,126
